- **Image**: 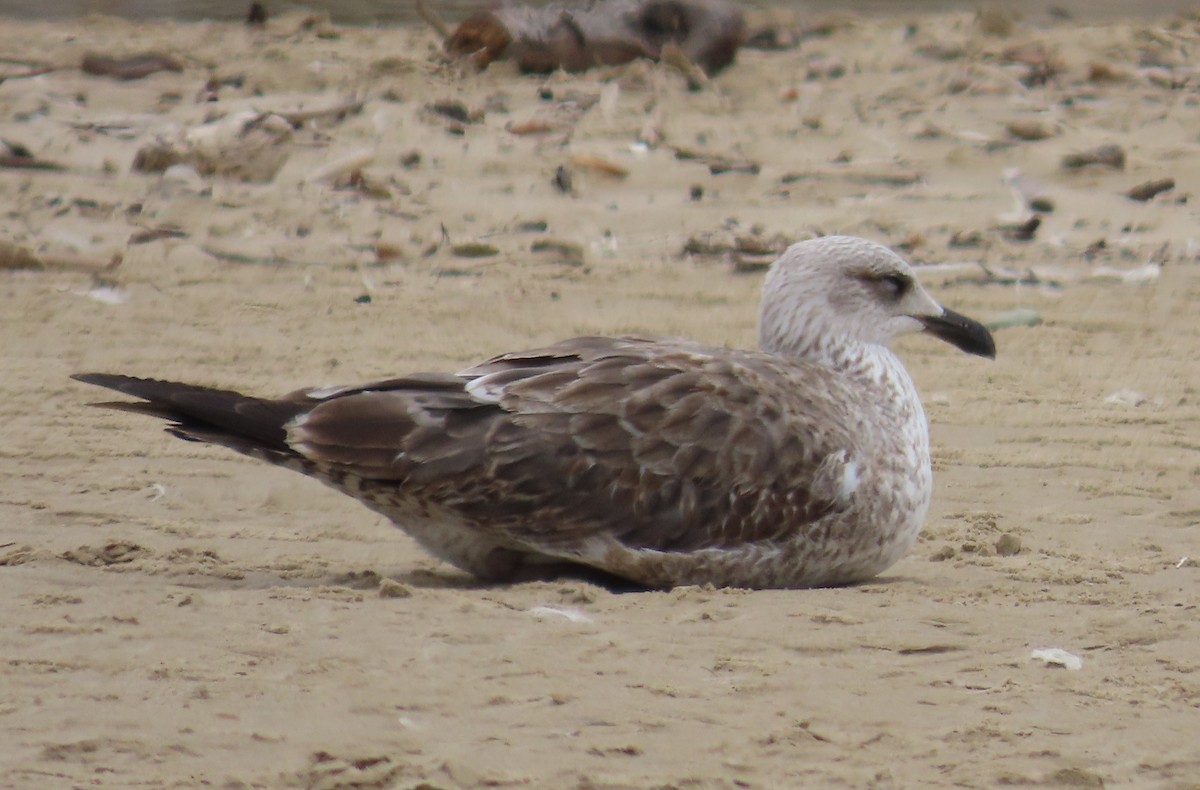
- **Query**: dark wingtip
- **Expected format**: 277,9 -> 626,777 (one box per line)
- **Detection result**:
72,372 -> 153,393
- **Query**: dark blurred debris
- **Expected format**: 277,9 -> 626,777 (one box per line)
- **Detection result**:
999,216 -> 1041,242
1062,144 -> 1125,171
82,52 -> 183,80
531,238 -> 585,266
427,100 -> 478,124
129,226 -> 188,245
452,242 -> 500,258
553,166 -> 574,194
0,240 -> 121,272
0,140 -> 64,170
1126,178 -> 1174,202
674,146 -> 760,176
444,0 -> 744,76
246,2 -> 267,26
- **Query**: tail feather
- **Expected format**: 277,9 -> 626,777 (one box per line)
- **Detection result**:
71,373 -> 306,453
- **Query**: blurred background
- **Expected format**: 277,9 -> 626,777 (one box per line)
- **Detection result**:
0,0 -> 1198,25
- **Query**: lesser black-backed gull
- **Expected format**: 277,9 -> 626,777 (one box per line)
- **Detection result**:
73,235 -> 994,589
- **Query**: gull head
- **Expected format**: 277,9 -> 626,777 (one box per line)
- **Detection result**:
758,235 -> 995,361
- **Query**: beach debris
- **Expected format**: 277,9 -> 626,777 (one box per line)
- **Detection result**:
1088,263 -> 1160,285
1087,60 -> 1131,83
1104,388 -> 1159,407
526,605 -> 592,623
569,153 -> 629,179
78,284 -> 128,305
984,308 -> 1042,330
780,167 -> 922,187
948,230 -> 984,248
674,146 -> 760,176
274,96 -> 364,128
131,143 -> 184,173
1030,647 -> 1083,671
682,229 -> 795,268
374,242 -> 405,262
296,12 -> 340,39
552,166 -> 574,194
1005,119 -> 1054,141
0,140 -> 65,171
506,118 -> 565,136
305,148 -> 376,184
1126,178 -> 1174,202
732,232 -> 795,271
81,52 -> 183,80
133,111 -> 292,182
427,100 -> 479,125
531,238 -> 585,266
805,53 -> 846,81
0,240 -> 121,273
999,216 -> 1040,242
444,0 -> 744,76
1062,144 -> 1125,171
451,242 -> 500,258
129,226 -> 188,245
742,10 -> 856,51
1143,67 -> 1188,90
1002,167 -> 1054,215
1001,42 -> 1063,87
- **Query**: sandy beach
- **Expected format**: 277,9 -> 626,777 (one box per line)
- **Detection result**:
1,7 -> 1198,788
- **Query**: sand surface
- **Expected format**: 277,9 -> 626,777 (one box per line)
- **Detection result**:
1,8 -> 1199,789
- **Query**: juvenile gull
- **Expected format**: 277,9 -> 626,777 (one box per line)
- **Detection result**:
73,235 -> 994,589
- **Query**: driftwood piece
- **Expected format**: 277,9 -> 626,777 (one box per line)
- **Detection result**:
445,0 -> 744,76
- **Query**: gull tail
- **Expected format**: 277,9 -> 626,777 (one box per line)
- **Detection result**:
71,373 -> 306,460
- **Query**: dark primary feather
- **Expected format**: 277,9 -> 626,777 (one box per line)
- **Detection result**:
74,336 -> 862,557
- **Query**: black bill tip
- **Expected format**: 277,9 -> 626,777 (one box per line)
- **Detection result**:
919,308 -> 996,359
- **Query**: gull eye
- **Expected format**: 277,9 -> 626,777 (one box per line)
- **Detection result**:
878,273 -> 910,298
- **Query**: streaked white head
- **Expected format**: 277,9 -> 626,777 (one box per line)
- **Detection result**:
758,235 -> 995,362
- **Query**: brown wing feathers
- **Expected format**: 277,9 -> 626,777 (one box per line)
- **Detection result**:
74,337 -> 847,557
